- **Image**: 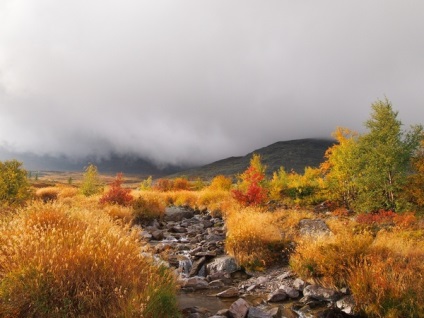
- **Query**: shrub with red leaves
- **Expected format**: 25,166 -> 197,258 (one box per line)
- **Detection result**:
356,210 -> 397,225
100,173 -> 133,206
232,162 -> 268,206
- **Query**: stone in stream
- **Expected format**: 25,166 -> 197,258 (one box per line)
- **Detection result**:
247,307 -> 273,318
164,206 -> 195,222
279,285 -> 300,299
206,255 -> 241,276
180,277 -> 209,290
303,285 -> 341,302
267,289 -> 288,303
189,256 -> 206,277
216,287 -> 239,298
228,298 -> 250,318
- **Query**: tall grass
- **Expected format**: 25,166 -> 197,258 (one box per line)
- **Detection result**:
225,207 -> 288,270
0,202 -> 180,317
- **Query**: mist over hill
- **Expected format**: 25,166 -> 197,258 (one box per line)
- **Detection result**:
0,138 -> 334,178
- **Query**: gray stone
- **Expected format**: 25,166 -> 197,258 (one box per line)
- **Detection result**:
189,256 -> 206,277
150,229 -> 164,240
216,287 -> 239,298
279,285 -> 300,299
336,295 -> 356,314
164,206 -> 194,222
206,255 -> 240,275
267,289 -> 287,302
303,285 -> 340,302
248,307 -> 273,318
228,298 -> 250,318
298,219 -> 331,237
181,276 -> 209,290
292,278 -> 306,291
209,279 -> 225,288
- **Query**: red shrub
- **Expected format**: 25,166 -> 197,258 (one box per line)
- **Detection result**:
100,173 -> 133,206
356,210 -> 397,225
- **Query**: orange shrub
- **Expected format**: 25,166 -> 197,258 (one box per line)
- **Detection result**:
208,175 -> 233,191
35,186 -> 60,202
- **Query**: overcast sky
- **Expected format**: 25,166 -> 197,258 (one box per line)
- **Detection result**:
1,1 -> 423,166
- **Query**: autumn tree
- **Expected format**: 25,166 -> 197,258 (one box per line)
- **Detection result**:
100,173 -> 133,206
269,167 -> 289,201
0,159 -> 31,206
321,127 -> 360,209
354,99 -> 422,212
232,154 -> 268,206
404,136 -> 424,208
80,164 -> 102,196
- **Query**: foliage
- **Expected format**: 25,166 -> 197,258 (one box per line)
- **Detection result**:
354,99 -> 422,212
268,167 -> 289,201
132,194 -> 166,224
139,176 -> 153,190
35,187 -> 60,203
99,173 -> 133,206
208,175 -> 233,191
232,154 -> 268,206
285,167 -> 325,206
404,136 -> 424,209
321,127 -> 359,209
80,164 -> 102,196
0,202 -> 179,317
0,159 -> 31,206
225,207 -> 287,270
290,227 -> 373,288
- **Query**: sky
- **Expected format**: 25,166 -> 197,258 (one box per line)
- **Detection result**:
0,0 -> 423,167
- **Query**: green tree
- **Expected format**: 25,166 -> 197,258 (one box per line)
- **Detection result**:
354,99 -> 422,212
321,127 -> 360,209
80,164 -> 102,196
0,159 -> 31,206
139,176 -> 153,191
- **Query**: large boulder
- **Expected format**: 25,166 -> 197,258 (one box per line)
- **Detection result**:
298,219 -> 331,237
206,255 -> 241,276
164,206 -> 195,222
228,298 -> 250,318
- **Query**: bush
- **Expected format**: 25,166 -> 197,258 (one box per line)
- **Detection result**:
349,233 -> 424,317
0,159 -> 31,206
208,175 -> 233,191
0,202 -> 180,317
100,173 -> 133,206
132,195 -> 166,224
35,187 -> 60,203
225,207 -> 287,270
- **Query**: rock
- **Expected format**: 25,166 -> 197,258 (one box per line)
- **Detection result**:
209,279 -> 225,288
216,287 -> 239,298
151,229 -> 164,240
256,276 -> 269,285
248,307 -> 273,318
181,306 -> 210,318
303,285 -> 340,302
164,206 -> 195,222
140,230 -> 152,240
336,295 -> 356,315
298,219 -> 331,237
267,289 -> 287,302
181,277 -> 209,290
206,255 -> 240,276
228,298 -> 250,318
189,257 -> 206,277
292,278 -> 306,291
279,285 -> 300,299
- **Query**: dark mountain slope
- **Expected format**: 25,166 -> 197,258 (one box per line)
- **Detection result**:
169,138 -> 335,180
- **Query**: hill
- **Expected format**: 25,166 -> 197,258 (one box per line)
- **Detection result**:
169,138 -> 335,180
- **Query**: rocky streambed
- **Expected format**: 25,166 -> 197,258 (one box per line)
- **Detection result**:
140,206 -> 359,318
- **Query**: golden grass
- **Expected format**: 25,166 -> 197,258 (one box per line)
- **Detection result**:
35,186 -> 60,202
225,206 -> 287,270
0,202 -> 180,317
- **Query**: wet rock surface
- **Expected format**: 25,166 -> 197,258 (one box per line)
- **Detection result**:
143,206 -> 359,318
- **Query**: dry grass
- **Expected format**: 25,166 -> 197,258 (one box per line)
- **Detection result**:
225,206 -> 288,270
35,186 -> 60,202
0,202 -> 180,317
132,192 -> 166,224
349,230 -> 424,317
